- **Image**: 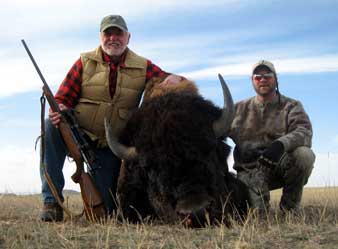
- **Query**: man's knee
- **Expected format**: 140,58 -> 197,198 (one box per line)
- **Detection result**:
291,146 -> 315,174
282,146 -> 315,184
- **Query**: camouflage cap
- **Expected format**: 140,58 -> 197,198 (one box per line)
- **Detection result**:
252,60 -> 276,74
100,15 -> 128,32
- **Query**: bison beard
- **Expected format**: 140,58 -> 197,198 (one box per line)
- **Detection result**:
108,78 -> 248,226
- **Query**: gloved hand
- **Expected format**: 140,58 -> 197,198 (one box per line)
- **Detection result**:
258,140 -> 285,168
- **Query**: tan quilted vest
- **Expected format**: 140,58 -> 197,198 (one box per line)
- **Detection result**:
74,46 -> 147,147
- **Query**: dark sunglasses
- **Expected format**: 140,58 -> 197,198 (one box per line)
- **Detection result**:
253,73 -> 274,81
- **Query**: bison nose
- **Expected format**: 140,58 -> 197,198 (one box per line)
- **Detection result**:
175,191 -> 212,215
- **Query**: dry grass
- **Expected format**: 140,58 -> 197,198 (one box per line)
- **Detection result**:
1,187 -> 338,249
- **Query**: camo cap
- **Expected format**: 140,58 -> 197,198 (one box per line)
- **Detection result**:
100,15 -> 128,32
252,60 -> 276,74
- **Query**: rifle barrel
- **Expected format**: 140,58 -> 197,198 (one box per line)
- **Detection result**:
21,40 -> 49,88
21,39 -> 60,112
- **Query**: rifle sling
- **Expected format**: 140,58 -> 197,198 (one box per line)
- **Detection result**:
40,93 -> 81,221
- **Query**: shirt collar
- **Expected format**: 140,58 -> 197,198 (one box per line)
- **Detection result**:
101,48 -> 128,67
254,93 -> 279,106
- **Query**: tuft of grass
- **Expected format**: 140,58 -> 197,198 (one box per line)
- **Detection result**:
1,187 -> 338,248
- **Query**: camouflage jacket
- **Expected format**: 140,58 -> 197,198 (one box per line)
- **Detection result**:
229,94 -> 312,165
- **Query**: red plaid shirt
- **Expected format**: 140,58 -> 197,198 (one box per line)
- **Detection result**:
55,48 -> 169,107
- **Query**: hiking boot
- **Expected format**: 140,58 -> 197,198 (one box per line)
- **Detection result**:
40,203 -> 63,222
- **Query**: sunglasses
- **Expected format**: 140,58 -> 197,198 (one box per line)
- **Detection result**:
253,73 -> 274,81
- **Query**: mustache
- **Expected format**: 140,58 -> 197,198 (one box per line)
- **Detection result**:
105,41 -> 121,46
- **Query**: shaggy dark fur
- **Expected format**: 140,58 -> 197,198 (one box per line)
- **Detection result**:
116,86 -> 248,226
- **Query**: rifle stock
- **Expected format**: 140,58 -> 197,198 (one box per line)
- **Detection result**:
22,39 -> 106,221
79,172 -> 107,220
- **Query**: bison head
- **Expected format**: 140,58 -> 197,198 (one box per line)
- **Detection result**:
105,74 -> 237,224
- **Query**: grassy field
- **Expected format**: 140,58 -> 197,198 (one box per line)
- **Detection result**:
1,187 -> 338,249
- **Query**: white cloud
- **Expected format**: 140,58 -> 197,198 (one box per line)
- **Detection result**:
2,0 -> 338,98
307,152 -> 338,187
1,0 -> 242,41
3,47 -> 338,98
275,56 -> 338,74
8,35 -> 338,97
0,118 -> 38,129
0,145 -> 79,194
181,55 -> 338,80
0,46 -> 82,98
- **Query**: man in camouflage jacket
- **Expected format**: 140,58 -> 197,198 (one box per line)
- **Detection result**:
229,60 -> 315,214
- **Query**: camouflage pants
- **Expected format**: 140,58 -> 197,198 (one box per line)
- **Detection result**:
236,146 -> 315,212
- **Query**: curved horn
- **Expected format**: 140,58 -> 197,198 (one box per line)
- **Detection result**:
212,74 -> 235,138
104,118 -> 138,161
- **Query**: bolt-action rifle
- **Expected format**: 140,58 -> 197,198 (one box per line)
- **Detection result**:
21,39 -> 106,221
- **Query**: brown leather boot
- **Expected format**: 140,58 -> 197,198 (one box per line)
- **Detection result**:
40,203 -> 64,222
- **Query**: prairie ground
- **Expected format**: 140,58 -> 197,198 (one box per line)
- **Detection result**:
0,187 -> 337,249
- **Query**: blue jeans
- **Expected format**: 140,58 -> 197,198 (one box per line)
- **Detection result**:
40,119 -> 121,214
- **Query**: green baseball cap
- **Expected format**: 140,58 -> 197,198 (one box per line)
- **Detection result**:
100,15 -> 128,32
252,60 -> 276,74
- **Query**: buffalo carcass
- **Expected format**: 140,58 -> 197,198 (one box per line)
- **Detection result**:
105,75 -> 249,226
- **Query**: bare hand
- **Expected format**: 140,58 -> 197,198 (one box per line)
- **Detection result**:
49,103 -> 68,128
161,74 -> 184,86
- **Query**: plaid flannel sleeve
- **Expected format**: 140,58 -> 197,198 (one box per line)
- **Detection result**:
145,60 -> 170,82
55,58 -> 83,108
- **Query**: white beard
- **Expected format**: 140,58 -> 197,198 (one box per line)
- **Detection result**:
101,41 -> 125,57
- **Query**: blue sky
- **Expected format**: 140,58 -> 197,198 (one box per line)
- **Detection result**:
1,0 -> 338,193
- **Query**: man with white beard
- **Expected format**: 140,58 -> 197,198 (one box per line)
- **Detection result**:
40,14 -> 183,221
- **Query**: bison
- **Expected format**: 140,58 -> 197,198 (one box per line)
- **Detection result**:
105,75 -> 249,226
